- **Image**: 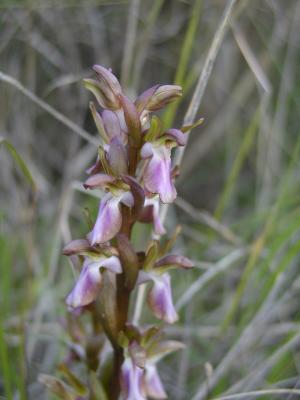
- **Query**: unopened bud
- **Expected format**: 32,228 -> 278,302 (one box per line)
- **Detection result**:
146,85 -> 182,112
119,94 -> 142,146
83,65 -> 122,110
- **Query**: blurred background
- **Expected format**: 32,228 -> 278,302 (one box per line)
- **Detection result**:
1,0 -> 300,398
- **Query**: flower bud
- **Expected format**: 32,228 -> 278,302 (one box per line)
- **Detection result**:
119,94 -> 142,146
144,85 -> 182,112
89,102 -> 109,142
83,65 -> 122,110
135,85 -> 160,113
102,110 -> 122,141
107,137 -> 128,176
116,233 -> 139,290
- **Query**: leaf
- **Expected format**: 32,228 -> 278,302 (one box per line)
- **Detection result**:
180,117 -> 204,133
0,138 -> 35,192
57,364 -> 87,396
38,374 -> 77,400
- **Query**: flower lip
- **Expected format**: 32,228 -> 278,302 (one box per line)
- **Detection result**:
120,357 -> 146,400
89,193 -> 123,245
144,364 -> 167,399
65,255 -> 122,309
147,273 -> 178,324
141,143 -> 176,204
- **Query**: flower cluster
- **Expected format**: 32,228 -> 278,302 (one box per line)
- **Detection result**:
51,65 -> 198,400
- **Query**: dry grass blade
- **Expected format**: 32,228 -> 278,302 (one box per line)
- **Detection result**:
212,388 -> 300,399
174,0 -> 239,167
175,196 -> 241,244
0,71 -> 98,146
121,0 -> 141,88
176,247 -> 248,311
159,0 -> 239,226
133,0 -> 240,326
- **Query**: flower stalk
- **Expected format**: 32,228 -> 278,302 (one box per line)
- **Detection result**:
46,65 -> 199,400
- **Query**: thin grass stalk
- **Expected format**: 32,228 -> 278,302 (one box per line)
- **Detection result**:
214,106 -> 260,220
212,388 -> 300,400
0,71 -> 98,146
132,0 -> 239,326
222,111 -> 300,329
131,0 -> 165,91
163,0 -> 203,127
120,0 -> 141,88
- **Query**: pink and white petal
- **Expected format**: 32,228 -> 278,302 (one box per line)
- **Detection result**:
83,173 -> 115,189
120,191 -> 134,208
101,255 -> 122,274
115,108 -> 129,135
148,273 -> 178,324
141,142 -> 154,159
102,110 -> 121,140
120,358 -> 146,400
144,365 -> 167,399
66,260 -> 102,309
143,146 -> 176,204
151,198 -> 166,235
137,270 -> 152,285
90,193 -> 122,244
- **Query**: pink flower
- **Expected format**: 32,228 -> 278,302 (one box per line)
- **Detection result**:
148,273 -> 178,324
138,272 -> 178,324
139,196 -> 166,236
66,255 -> 122,309
141,142 -> 176,204
144,364 -> 167,399
89,191 -> 134,244
120,358 -> 146,400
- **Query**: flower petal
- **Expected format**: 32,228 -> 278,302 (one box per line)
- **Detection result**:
62,239 -> 91,256
144,365 -> 167,399
155,255 -> 194,270
140,142 -> 153,159
148,273 -> 178,324
83,173 -> 115,189
145,197 -> 166,236
120,191 -> 134,208
102,110 -> 122,140
143,145 -> 176,204
120,358 -> 146,400
66,259 -> 102,308
106,137 -> 128,176
163,128 -> 186,146
100,255 -> 122,274
90,193 -> 122,244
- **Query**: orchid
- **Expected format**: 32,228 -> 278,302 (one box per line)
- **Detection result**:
46,64 -> 200,400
